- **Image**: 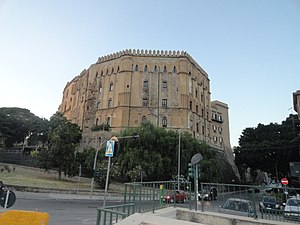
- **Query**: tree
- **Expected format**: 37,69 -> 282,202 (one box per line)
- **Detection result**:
115,122 -> 221,182
234,115 -> 300,182
39,112 -> 82,179
0,107 -> 49,148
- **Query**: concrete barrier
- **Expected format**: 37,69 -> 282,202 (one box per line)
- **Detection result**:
176,208 -> 292,225
0,210 -> 49,225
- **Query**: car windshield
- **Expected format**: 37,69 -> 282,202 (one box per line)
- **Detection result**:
287,199 -> 300,207
263,197 -> 276,203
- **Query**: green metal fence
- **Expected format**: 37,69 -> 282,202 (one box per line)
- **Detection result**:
123,181 -> 192,213
95,180 -> 192,225
96,203 -> 135,225
96,181 -> 300,225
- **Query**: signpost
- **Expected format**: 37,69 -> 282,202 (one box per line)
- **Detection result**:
281,178 -> 288,186
281,177 -> 289,201
191,153 -> 203,211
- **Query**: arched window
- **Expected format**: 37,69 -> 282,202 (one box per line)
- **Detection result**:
97,101 -> 100,109
154,65 -> 158,73
112,68 -> 114,73
99,82 -> 102,93
106,69 -> 109,75
108,98 -> 112,108
107,117 -> 111,126
96,72 -> 98,77
135,65 -> 139,71
162,116 -> 167,127
141,116 -> 147,123
144,65 -> 148,72
117,66 -> 120,73
96,118 -> 99,126
163,66 -> 167,73
109,82 -> 113,91
173,66 -> 177,73
101,71 -> 103,76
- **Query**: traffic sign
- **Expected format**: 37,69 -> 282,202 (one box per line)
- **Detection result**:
281,177 -> 288,186
105,140 -> 115,157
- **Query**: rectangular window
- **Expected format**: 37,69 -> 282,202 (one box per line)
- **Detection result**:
190,101 -> 192,110
213,125 -> 217,132
143,98 -> 148,107
213,136 -> 217,142
162,99 -> 167,108
219,137 -> 223,143
143,80 -> 148,88
196,105 -> 198,114
162,81 -> 167,88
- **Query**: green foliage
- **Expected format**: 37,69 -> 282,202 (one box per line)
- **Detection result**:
39,112 -> 82,179
95,160 -> 121,189
126,165 -> 144,182
116,122 -> 221,182
0,107 -> 49,147
91,123 -> 111,131
234,115 -> 300,181
30,149 -> 39,158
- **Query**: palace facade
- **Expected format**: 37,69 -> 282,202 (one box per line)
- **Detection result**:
59,49 -> 232,155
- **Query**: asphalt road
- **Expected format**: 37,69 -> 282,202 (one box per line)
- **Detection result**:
5,192 -> 124,225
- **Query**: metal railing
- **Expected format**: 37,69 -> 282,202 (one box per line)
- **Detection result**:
96,181 -> 300,224
95,180 -> 191,225
123,181 -> 192,213
199,183 -> 300,224
96,203 -> 135,225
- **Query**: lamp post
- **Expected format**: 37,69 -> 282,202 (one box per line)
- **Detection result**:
89,137 -> 112,198
178,130 -> 181,190
90,134 -> 140,198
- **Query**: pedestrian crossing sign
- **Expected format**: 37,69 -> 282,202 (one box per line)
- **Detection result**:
105,140 -> 115,157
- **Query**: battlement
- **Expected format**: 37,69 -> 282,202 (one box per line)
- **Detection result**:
96,49 -> 207,76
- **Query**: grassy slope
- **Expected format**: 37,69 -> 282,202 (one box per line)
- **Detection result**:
0,163 -> 124,193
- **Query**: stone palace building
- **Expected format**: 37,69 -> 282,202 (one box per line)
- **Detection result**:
59,49 -> 233,157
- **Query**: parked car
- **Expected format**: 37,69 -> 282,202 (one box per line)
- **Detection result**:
259,196 -> 281,212
162,190 -> 188,203
284,197 -> 300,221
219,198 -> 255,217
198,187 -> 218,201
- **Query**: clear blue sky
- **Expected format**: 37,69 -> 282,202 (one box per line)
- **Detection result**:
0,0 -> 299,147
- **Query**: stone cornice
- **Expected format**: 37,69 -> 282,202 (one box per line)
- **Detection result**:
95,49 -> 208,77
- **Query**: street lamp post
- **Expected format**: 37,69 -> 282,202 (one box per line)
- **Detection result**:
90,134 -> 140,198
178,130 -> 181,190
89,137 -> 112,198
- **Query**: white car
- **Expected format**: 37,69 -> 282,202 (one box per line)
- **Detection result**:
284,197 -> 300,221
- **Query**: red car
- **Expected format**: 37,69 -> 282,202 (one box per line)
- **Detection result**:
162,190 -> 188,203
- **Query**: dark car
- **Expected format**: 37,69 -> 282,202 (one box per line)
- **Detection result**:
162,190 -> 188,203
198,187 -> 218,201
259,196 -> 281,212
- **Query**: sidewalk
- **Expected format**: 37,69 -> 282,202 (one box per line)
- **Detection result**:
14,191 -> 124,201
